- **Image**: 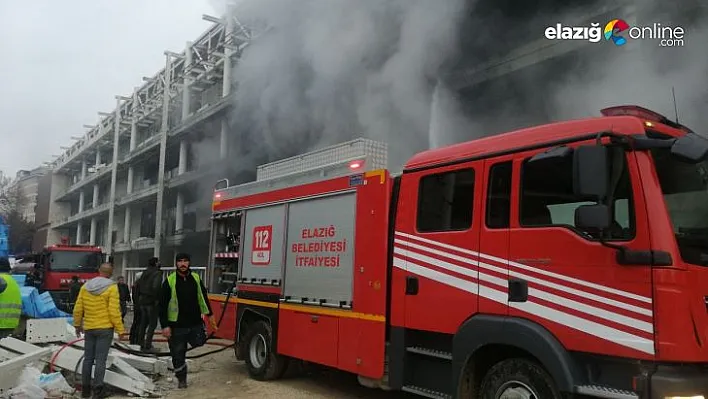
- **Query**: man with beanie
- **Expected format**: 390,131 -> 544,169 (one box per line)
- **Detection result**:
159,253 -> 217,389
0,257 -> 22,339
73,263 -> 124,398
136,257 -> 162,352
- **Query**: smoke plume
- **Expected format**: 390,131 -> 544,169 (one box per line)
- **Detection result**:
213,0 -> 469,174
444,0 -> 708,144
202,0 -> 708,185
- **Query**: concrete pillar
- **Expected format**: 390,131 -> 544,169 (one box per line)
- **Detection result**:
223,17 -> 233,99
130,92 -> 138,152
220,119 -> 228,159
106,96 -> 123,255
90,218 -> 97,245
81,160 -> 88,180
123,206 -> 131,243
176,192 -> 184,233
127,167 -> 134,194
154,53 -> 174,258
78,191 -> 85,213
220,19 -> 233,161
121,254 -> 128,271
92,183 -> 99,207
95,149 -> 101,166
76,223 -> 83,244
182,42 -> 193,120
178,140 -> 188,175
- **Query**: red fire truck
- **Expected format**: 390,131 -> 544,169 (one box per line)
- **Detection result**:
13,238 -> 104,309
206,107 -> 708,399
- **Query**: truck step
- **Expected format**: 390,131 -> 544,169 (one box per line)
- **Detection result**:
405,346 -> 452,360
575,384 -> 639,399
401,385 -> 452,399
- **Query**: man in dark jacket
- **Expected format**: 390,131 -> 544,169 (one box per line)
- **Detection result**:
160,253 -> 217,389
129,272 -> 142,345
116,276 -> 131,321
136,258 -> 162,352
68,276 -> 82,311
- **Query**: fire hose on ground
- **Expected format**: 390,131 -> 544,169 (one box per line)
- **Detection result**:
50,276 -> 240,393
46,269 -> 240,397
111,273 -> 240,359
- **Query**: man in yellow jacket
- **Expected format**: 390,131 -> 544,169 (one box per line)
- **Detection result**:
73,263 -> 124,399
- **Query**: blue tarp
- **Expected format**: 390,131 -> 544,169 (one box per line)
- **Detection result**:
19,286 -> 72,322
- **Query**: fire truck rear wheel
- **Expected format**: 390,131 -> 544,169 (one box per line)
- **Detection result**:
244,320 -> 288,381
478,358 -> 560,399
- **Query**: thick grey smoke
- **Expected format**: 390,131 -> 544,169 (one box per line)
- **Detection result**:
548,24 -> 708,129
446,1 -> 708,144
217,0 -> 468,173
200,0 -> 707,190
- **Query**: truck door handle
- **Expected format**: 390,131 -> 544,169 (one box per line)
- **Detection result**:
405,276 -> 419,295
508,278 -> 528,303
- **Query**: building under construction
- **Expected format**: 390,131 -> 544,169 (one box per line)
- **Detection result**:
44,0 -> 704,277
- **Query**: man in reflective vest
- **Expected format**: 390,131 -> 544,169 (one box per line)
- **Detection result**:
0,257 -> 22,338
159,253 -> 217,389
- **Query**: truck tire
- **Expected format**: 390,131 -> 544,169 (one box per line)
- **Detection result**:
243,320 -> 288,381
478,358 -> 561,399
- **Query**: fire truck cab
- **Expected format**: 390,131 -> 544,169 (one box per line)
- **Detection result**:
13,239 -> 104,310
207,107 -> 708,399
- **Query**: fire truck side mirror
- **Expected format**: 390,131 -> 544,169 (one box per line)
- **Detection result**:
572,145 -> 608,200
671,132 -> 708,163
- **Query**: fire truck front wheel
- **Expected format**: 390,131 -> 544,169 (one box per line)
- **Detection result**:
478,358 -> 561,399
243,320 -> 288,381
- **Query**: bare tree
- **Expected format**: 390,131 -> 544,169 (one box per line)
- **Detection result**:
0,171 -> 36,254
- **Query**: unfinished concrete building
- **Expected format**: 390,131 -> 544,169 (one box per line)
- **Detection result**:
47,14 -> 257,276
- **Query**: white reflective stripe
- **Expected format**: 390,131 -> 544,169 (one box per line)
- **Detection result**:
0,303 -> 22,310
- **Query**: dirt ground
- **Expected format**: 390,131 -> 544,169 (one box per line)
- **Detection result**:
111,340 -> 415,399
110,311 -> 413,399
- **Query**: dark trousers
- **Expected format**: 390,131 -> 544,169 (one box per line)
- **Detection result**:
137,304 -> 159,349
0,328 -> 14,339
82,329 -> 113,392
120,301 -> 127,321
129,307 -> 142,345
167,324 -> 203,382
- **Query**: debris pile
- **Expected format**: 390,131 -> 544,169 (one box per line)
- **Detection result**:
0,318 -> 169,398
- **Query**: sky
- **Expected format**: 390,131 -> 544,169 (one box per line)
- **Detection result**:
0,0 -> 217,176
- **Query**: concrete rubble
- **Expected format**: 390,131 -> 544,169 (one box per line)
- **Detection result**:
0,318 -> 170,398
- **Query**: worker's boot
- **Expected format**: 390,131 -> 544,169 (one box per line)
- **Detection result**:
178,378 -> 188,389
91,385 -> 111,398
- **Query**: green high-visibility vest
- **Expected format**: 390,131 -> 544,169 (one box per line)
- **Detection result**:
166,272 -> 209,323
0,274 -> 22,329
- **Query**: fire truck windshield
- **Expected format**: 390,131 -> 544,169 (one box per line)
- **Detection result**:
652,147 -> 708,266
49,251 -> 101,272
